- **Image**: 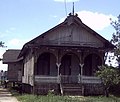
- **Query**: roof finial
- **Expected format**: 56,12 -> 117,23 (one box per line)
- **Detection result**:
72,2 -> 74,15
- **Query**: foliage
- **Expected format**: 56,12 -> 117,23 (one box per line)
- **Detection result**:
109,83 -> 120,96
96,65 -> 120,97
0,41 -> 5,47
96,65 -> 120,87
16,94 -> 120,102
47,89 -> 55,96
111,15 -> 120,63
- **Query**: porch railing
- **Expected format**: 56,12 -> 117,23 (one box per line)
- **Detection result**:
34,75 -> 102,84
35,75 -> 60,83
80,76 -> 102,84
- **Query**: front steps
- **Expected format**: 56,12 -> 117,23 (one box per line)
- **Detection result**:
61,83 -> 84,95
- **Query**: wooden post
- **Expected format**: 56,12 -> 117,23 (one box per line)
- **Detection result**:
79,63 -> 84,95
56,63 -> 61,76
56,63 -> 61,83
78,73 -> 80,83
79,63 -> 84,76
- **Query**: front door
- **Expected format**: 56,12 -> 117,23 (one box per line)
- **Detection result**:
61,55 -> 71,75
60,54 -> 79,83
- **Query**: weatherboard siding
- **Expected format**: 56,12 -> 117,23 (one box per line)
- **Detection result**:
22,52 -> 34,86
8,63 -> 21,81
40,24 -> 103,48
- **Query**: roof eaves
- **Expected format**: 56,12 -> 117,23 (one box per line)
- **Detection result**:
18,21 -> 66,58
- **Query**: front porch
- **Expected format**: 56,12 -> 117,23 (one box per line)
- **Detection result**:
33,47 -> 104,95
34,75 -> 103,95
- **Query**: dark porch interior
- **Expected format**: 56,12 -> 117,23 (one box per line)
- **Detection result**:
83,54 -> 102,76
35,52 -> 102,77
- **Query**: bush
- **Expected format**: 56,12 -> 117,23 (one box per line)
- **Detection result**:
109,83 -> 120,96
96,65 -> 120,97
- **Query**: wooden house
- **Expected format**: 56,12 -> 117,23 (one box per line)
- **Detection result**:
18,13 -> 114,95
3,49 -> 23,85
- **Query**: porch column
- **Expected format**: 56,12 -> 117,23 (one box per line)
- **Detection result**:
56,63 -> 61,76
79,63 -> 84,95
79,63 -> 84,76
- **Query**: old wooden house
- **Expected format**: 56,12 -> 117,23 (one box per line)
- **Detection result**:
3,49 -> 23,85
18,13 -> 114,95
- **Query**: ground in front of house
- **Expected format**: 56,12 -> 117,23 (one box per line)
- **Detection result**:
0,86 -> 19,102
16,94 -> 120,102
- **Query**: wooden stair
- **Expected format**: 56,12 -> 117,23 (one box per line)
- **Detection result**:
61,84 -> 84,95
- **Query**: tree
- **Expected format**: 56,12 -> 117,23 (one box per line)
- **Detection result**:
96,65 -> 120,97
0,41 -> 5,61
111,15 -> 120,68
0,41 -> 5,47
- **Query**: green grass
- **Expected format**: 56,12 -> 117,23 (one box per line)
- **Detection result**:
17,94 -> 77,102
16,94 -> 120,102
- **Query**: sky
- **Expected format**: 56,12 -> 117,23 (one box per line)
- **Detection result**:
0,0 -> 120,71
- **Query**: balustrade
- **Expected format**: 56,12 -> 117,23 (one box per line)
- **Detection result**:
34,75 -> 102,84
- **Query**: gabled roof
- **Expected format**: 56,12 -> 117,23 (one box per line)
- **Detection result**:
18,13 -> 115,58
3,49 -> 23,64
